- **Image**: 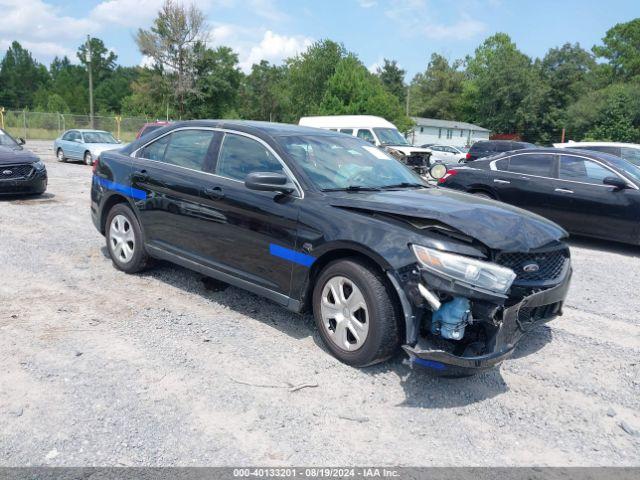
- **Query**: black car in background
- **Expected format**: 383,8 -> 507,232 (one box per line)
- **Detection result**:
91,120 -> 571,375
0,129 -> 47,196
465,140 -> 536,161
439,148 -> 640,245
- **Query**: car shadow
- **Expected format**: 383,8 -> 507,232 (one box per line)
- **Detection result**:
98,247 -> 541,407
567,235 -> 640,257
0,192 -> 56,203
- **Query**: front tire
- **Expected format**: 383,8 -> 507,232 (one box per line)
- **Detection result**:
84,151 -> 93,166
312,259 -> 400,367
56,148 -> 66,162
105,204 -> 150,273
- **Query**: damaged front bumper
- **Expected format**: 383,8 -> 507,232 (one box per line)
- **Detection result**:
401,267 -> 572,375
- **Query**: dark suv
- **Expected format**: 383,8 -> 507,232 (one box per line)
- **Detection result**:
91,120 -> 571,375
466,140 -> 536,161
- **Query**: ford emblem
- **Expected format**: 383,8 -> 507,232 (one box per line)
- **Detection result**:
523,263 -> 540,273
2,169 -> 12,175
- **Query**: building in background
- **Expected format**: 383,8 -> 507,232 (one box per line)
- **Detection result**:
409,117 -> 490,147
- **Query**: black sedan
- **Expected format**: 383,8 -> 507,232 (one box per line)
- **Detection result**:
438,148 -> 640,245
0,129 -> 47,195
91,121 -> 571,375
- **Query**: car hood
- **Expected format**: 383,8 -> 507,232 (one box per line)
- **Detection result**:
0,145 -> 39,165
385,145 -> 431,155
87,143 -> 124,153
328,187 -> 567,252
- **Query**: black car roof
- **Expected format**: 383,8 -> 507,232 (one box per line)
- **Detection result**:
169,119 -> 336,138
472,147 -> 630,167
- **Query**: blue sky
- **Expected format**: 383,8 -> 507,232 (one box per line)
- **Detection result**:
0,0 -> 638,79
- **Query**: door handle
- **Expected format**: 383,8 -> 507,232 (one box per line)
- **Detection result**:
203,186 -> 224,199
554,188 -> 574,194
494,179 -> 510,184
133,169 -> 149,182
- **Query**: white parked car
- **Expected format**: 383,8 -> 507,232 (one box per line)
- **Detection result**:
553,141 -> 640,167
299,115 -> 433,174
421,144 -> 468,164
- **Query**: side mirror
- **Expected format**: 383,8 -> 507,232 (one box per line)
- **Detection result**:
245,172 -> 294,194
603,176 -> 628,190
17,137 -> 25,145
429,162 -> 448,180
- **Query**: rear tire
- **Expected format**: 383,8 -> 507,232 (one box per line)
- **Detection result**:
105,203 -> 151,273
312,259 -> 400,367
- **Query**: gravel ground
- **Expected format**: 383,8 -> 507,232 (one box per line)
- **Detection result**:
1,140 -> 639,466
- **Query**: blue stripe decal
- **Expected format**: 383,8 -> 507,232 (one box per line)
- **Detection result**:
94,176 -> 147,200
412,357 -> 447,371
269,243 -> 316,267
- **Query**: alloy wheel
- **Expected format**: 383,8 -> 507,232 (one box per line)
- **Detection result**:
320,276 -> 369,351
109,214 -> 135,263
57,149 -> 64,161
84,152 -> 93,165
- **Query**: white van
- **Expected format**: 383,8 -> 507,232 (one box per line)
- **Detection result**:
298,115 -> 433,172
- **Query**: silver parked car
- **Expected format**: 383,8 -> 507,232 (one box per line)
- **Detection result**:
53,129 -> 124,166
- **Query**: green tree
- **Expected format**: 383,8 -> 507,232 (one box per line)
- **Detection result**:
286,40 -> 347,119
461,33 -> 534,135
319,55 -> 412,132
239,60 -> 290,122
48,56 -> 89,113
409,53 -> 464,119
593,18 -> 640,81
376,59 -> 406,105
135,0 -> 208,116
186,44 -> 242,118
77,37 -> 117,82
0,41 -> 49,109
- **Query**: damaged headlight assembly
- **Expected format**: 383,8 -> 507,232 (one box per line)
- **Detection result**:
411,244 -> 516,295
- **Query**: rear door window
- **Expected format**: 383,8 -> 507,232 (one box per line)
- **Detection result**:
508,153 -> 554,177
559,155 -> 613,185
216,133 -> 284,181
162,130 -> 216,171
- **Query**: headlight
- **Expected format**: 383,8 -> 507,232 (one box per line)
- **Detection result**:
412,244 -> 516,294
32,160 -> 46,170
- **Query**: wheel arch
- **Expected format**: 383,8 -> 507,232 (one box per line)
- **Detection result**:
99,193 -> 138,234
467,185 -> 497,199
301,245 -> 406,341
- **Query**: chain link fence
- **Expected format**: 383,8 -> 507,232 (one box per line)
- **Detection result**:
0,110 -> 152,142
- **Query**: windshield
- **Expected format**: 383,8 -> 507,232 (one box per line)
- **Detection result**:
0,129 -> 19,148
373,128 -> 410,146
598,153 -> 640,183
83,131 -> 118,144
620,147 -> 640,167
278,134 -> 426,191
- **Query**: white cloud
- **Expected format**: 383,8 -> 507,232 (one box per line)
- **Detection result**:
89,0 -> 167,27
368,56 -> 384,73
211,25 -> 312,72
241,30 -> 312,70
385,0 -> 486,40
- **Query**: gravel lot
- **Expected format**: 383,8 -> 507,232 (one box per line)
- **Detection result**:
1,140 -> 639,466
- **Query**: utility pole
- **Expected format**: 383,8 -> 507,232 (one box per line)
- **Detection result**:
87,35 -> 94,129
405,85 -> 410,117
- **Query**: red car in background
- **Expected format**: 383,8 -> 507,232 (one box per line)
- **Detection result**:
135,121 -> 171,139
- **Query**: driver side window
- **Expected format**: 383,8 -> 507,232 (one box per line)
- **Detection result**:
356,129 -> 375,144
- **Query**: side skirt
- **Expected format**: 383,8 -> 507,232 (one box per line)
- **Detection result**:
145,244 -> 302,313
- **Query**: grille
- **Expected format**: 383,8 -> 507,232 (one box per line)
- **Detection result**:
496,248 -> 568,283
406,152 -> 430,167
0,164 -> 34,180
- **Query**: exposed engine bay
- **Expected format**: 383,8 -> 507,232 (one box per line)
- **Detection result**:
384,147 -> 432,175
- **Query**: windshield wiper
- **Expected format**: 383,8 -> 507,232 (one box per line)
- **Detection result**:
321,185 -> 381,192
379,182 -> 426,189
